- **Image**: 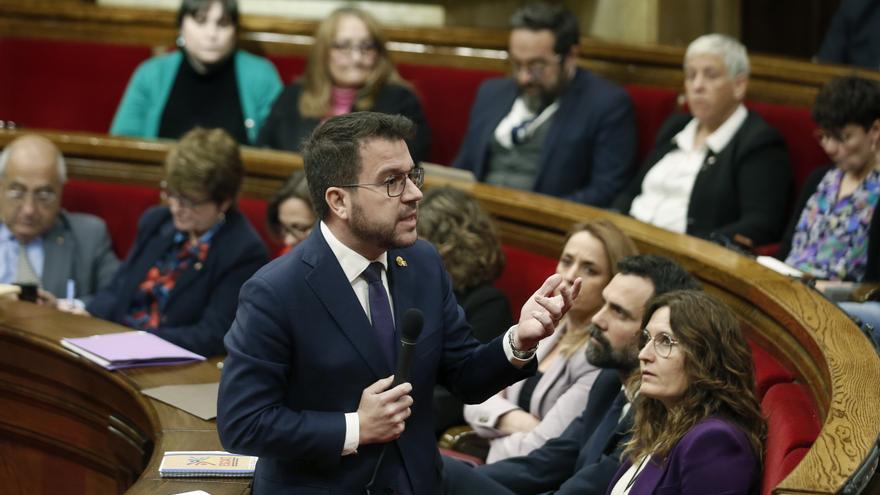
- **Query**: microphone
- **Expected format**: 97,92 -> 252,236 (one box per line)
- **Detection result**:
393,308 -> 423,386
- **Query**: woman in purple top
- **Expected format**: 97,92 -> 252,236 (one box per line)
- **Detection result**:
606,290 -> 766,495
779,75 -> 880,282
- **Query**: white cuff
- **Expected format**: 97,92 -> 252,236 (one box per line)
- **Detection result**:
503,327 -> 534,367
342,412 -> 360,455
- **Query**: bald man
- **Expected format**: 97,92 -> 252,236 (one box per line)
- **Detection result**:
0,134 -> 119,304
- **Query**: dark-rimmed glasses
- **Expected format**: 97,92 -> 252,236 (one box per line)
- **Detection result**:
640,329 -> 679,359
281,222 -> 313,240
338,168 -> 424,198
159,181 -> 214,210
509,54 -> 562,78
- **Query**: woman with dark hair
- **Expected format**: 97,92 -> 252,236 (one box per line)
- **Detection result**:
257,7 -> 430,162
607,290 -> 765,494
464,217 -> 639,462
266,170 -> 315,255
80,128 -> 268,356
111,0 -> 282,144
778,75 -> 880,281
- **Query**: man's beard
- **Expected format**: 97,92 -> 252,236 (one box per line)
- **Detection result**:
584,323 -> 639,371
349,199 -> 416,251
519,73 -> 568,113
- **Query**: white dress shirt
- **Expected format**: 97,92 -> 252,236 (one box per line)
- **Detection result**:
630,105 -> 748,233
0,223 -> 44,284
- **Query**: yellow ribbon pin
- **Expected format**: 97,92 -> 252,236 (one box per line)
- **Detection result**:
395,256 -> 407,267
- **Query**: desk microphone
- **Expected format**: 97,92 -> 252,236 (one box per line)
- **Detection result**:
366,308 -> 423,494
393,308 -> 424,387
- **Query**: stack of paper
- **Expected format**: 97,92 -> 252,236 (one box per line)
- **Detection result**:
159,451 -> 258,478
60,331 -> 205,370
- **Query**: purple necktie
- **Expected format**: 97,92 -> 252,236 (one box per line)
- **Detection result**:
362,262 -> 396,368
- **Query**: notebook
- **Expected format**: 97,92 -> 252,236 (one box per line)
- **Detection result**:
159,451 -> 258,478
60,331 -> 205,370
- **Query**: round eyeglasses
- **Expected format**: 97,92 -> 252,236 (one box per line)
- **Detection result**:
640,329 -> 679,359
338,168 -> 424,198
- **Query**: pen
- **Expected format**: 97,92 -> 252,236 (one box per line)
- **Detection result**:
66,278 -> 75,304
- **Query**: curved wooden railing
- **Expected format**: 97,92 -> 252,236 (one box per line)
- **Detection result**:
1,0 -> 879,108
1,129 -> 878,493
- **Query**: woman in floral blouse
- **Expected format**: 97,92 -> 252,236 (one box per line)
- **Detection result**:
778,75 -> 880,281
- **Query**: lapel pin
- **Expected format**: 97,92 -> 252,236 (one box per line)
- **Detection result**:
194,262 -> 203,271
395,256 -> 407,267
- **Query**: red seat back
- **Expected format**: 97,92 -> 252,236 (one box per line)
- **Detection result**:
760,382 -> 821,495
495,245 -> 558,320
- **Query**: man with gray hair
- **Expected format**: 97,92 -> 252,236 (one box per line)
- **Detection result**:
613,33 -> 791,249
0,134 -> 119,304
453,1 -> 637,207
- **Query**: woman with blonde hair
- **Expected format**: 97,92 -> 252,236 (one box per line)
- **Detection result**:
607,290 -> 765,494
465,218 -> 638,462
258,7 -> 430,162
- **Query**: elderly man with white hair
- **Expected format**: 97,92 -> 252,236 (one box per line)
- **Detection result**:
0,134 -> 119,305
613,33 -> 792,249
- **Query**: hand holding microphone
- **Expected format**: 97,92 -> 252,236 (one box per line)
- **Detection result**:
357,309 -> 424,445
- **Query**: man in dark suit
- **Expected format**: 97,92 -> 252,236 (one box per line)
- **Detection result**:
0,134 -> 119,304
442,255 -> 700,495
217,112 -> 581,494
453,2 -> 636,207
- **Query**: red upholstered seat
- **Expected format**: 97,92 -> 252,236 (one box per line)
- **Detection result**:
61,179 -> 159,258
0,38 -> 151,132
495,245 -> 558,320
237,196 -> 282,256
748,339 -> 796,399
623,84 -> 680,165
760,382 -> 821,495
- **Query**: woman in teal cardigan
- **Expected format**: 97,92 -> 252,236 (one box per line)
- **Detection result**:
111,0 -> 281,144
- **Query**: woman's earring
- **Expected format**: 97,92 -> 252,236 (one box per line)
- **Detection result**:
176,35 -> 186,48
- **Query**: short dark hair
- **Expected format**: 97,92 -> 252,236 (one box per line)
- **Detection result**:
812,75 -> 880,132
616,254 -> 701,296
267,170 -> 312,236
177,0 -> 240,29
302,112 -> 414,220
509,1 -> 580,56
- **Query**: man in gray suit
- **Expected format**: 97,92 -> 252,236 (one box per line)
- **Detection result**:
0,134 -> 119,306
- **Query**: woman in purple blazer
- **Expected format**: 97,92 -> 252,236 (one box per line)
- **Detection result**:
606,290 -> 766,495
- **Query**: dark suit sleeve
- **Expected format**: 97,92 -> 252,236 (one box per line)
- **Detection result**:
816,3 -> 850,64
151,240 -> 267,357
565,89 -> 637,207
776,166 -> 830,260
217,274 -> 349,464
460,286 -> 513,343
712,128 -> 792,245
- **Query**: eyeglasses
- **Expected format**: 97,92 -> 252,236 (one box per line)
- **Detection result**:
281,222 -> 313,240
3,186 -> 58,206
160,181 -> 214,210
338,168 -> 424,198
331,41 -> 378,56
509,55 -> 562,78
813,128 -> 857,145
640,329 -> 679,359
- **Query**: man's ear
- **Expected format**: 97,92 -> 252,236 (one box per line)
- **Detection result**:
325,187 -> 350,221
732,74 -> 749,101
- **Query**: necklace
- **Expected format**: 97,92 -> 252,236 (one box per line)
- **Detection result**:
624,455 -> 650,492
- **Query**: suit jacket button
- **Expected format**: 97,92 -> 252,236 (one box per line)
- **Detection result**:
479,416 -> 489,423
706,155 -> 717,165
244,118 -> 255,129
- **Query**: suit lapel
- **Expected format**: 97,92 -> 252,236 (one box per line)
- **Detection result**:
536,70 -> 583,188
41,217 -> 72,296
303,230 -> 392,380
387,249 -> 416,348
631,457 -> 666,495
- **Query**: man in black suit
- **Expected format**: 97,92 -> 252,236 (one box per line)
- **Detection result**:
443,255 -> 700,495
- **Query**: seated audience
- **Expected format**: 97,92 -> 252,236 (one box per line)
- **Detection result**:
81,128 -> 268,356
111,0 -> 282,144
464,218 -> 638,462
453,1 -> 636,206
266,170 -> 315,256
442,255 -> 700,495
0,134 -> 119,304
777,76 -> 880,282
418,186 -> 512,436
257,7 -> 431,163
607,290 -> 765,494
613,34 -> 791,248
815,0 -> 880,70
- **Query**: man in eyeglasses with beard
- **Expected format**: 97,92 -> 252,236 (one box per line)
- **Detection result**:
443,254 -> 701,495
453,1 -> 636,207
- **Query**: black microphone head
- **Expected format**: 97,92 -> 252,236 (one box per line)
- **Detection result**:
400,308 -> 424,345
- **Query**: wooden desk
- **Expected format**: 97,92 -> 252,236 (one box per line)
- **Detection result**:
0,299 -> 250,495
